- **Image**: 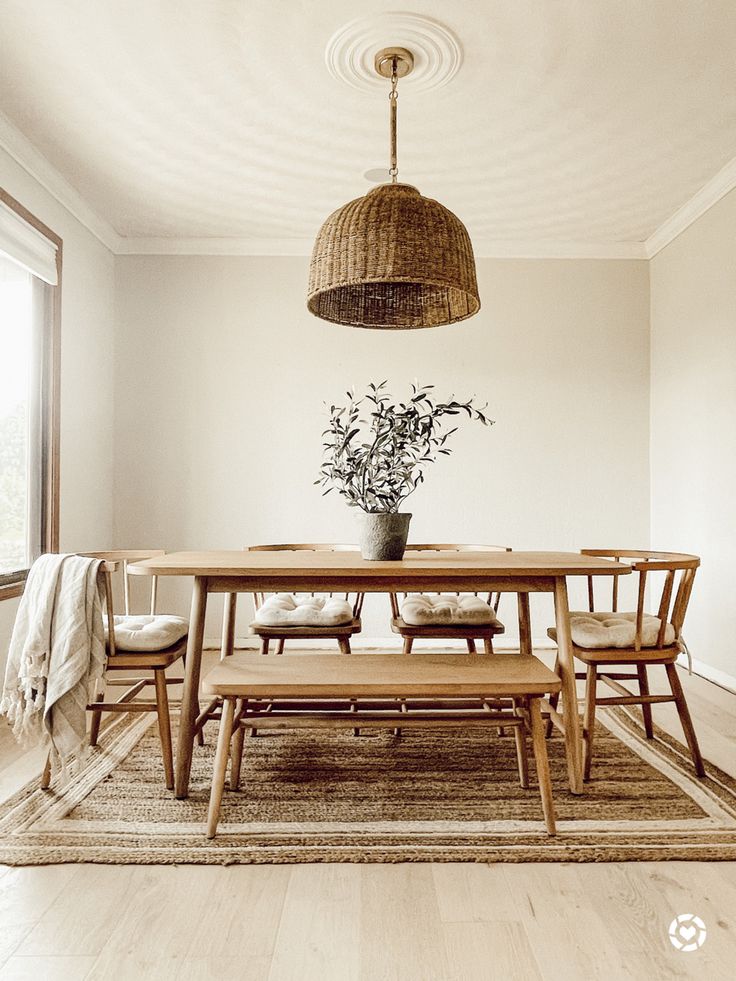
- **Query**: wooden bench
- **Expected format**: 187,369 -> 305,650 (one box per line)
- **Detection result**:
202,653 -> 562,838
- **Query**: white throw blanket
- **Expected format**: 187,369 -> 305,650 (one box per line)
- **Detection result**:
1,554 -> 105,771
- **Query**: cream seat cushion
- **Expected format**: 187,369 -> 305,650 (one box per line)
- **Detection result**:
568,611 -> 675,649
106,614 -> 189,652
254,593 -> 353,627
400,593 -> 499,626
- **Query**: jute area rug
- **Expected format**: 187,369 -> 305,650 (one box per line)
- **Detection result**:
1,708 -> 735,865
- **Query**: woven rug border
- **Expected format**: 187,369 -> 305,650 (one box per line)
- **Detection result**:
1,708 -> 735,865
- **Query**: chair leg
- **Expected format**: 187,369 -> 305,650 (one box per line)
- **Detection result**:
637,664 -> 654,738
154,669 -> 175,791
467,638 -> 476,654
276,639 -> 285,655
665,662 -> 706,777
402,637 -> 413,655
260,637 -> 270,656
230,702 -> 245,790
545,655 -> 560,738
582,664 -> 597,782
483,637 -> 493,655
89,692 -> 104,747
529,697 -> 556,835
512,698 -> 529,789
207,697 -> 235,838
40,751 -> 52,789
338,639 -> 358,731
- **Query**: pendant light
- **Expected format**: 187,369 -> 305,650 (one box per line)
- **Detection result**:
307,47 -> 480,330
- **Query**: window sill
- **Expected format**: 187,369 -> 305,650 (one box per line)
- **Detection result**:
0,571 -> 28,601
0,581 -> 25,601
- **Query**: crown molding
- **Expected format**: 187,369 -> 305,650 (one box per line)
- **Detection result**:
645,154 -> 736,258
0,110 -> 121,253
116,236 -> 647,259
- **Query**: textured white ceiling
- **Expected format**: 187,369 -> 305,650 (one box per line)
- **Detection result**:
1,0 -> 735,248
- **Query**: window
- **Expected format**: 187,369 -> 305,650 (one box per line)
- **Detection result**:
0,190 -> 61,599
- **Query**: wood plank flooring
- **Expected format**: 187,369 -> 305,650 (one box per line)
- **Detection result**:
0,654 -> 734,980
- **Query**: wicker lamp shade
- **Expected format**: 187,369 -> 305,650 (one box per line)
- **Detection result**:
307,183 -> 480,330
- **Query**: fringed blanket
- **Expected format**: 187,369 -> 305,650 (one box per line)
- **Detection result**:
1,554 -> 105,772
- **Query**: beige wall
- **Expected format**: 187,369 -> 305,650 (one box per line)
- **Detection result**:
114,255 -> 651,641
0,148 -> 116,669
650,189 -> 736,683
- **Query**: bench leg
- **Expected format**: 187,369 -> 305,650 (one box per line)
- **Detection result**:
207,697 -> 235,839
529,696 -> 556,836
230,700 -> 245,790
512,698 -> 529,789
154,669 -> 175,791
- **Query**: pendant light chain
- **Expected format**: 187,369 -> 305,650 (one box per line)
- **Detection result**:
389,57 -> 399,183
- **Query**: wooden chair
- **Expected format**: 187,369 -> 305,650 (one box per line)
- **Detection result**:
215,545 -> 365,744
41,551 -> 189,791
546,549 -> 705,781
389,544 -> 510,654
229,544 -> 364,656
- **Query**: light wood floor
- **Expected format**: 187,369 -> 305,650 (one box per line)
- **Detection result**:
1,653 -> 735,981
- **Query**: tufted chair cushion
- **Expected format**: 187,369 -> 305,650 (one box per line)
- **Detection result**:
253,593 -> 354,627
400,593 -> 500,626
106,614 -> 189,652
568,611 -> 676,649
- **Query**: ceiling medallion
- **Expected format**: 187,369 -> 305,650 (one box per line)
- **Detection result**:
324,12 -> 463,93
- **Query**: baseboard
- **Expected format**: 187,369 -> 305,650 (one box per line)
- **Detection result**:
204,635 -> 558,653
677,652 -> 736,695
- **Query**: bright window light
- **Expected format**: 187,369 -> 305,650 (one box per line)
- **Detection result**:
0,255 -> 33,574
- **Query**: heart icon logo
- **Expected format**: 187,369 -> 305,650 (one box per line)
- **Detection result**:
668,914 -> 706,951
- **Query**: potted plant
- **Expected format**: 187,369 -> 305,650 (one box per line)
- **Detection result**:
317,382 -> 493,560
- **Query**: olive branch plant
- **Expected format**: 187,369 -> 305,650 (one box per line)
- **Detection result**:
317,382 -> 493,514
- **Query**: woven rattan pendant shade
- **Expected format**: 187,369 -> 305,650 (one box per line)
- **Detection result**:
307,183 -> 480,330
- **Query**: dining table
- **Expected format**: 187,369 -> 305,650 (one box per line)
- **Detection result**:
128,549 -> 631,798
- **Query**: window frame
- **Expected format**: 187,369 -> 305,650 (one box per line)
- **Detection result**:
0,188 -> 61,600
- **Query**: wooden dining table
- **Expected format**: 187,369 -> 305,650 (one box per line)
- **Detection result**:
128,549 -> 631,798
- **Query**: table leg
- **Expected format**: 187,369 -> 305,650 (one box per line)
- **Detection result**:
221,593 -> 237,659
553,576 -> 583,794
517,592 -> 532,656
175,575 -> 208,799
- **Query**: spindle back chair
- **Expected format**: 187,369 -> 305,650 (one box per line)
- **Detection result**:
219,544 -> 365,657
547,549 -> 704,780
40,551 -> 188,791
390,544 -> 511,655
